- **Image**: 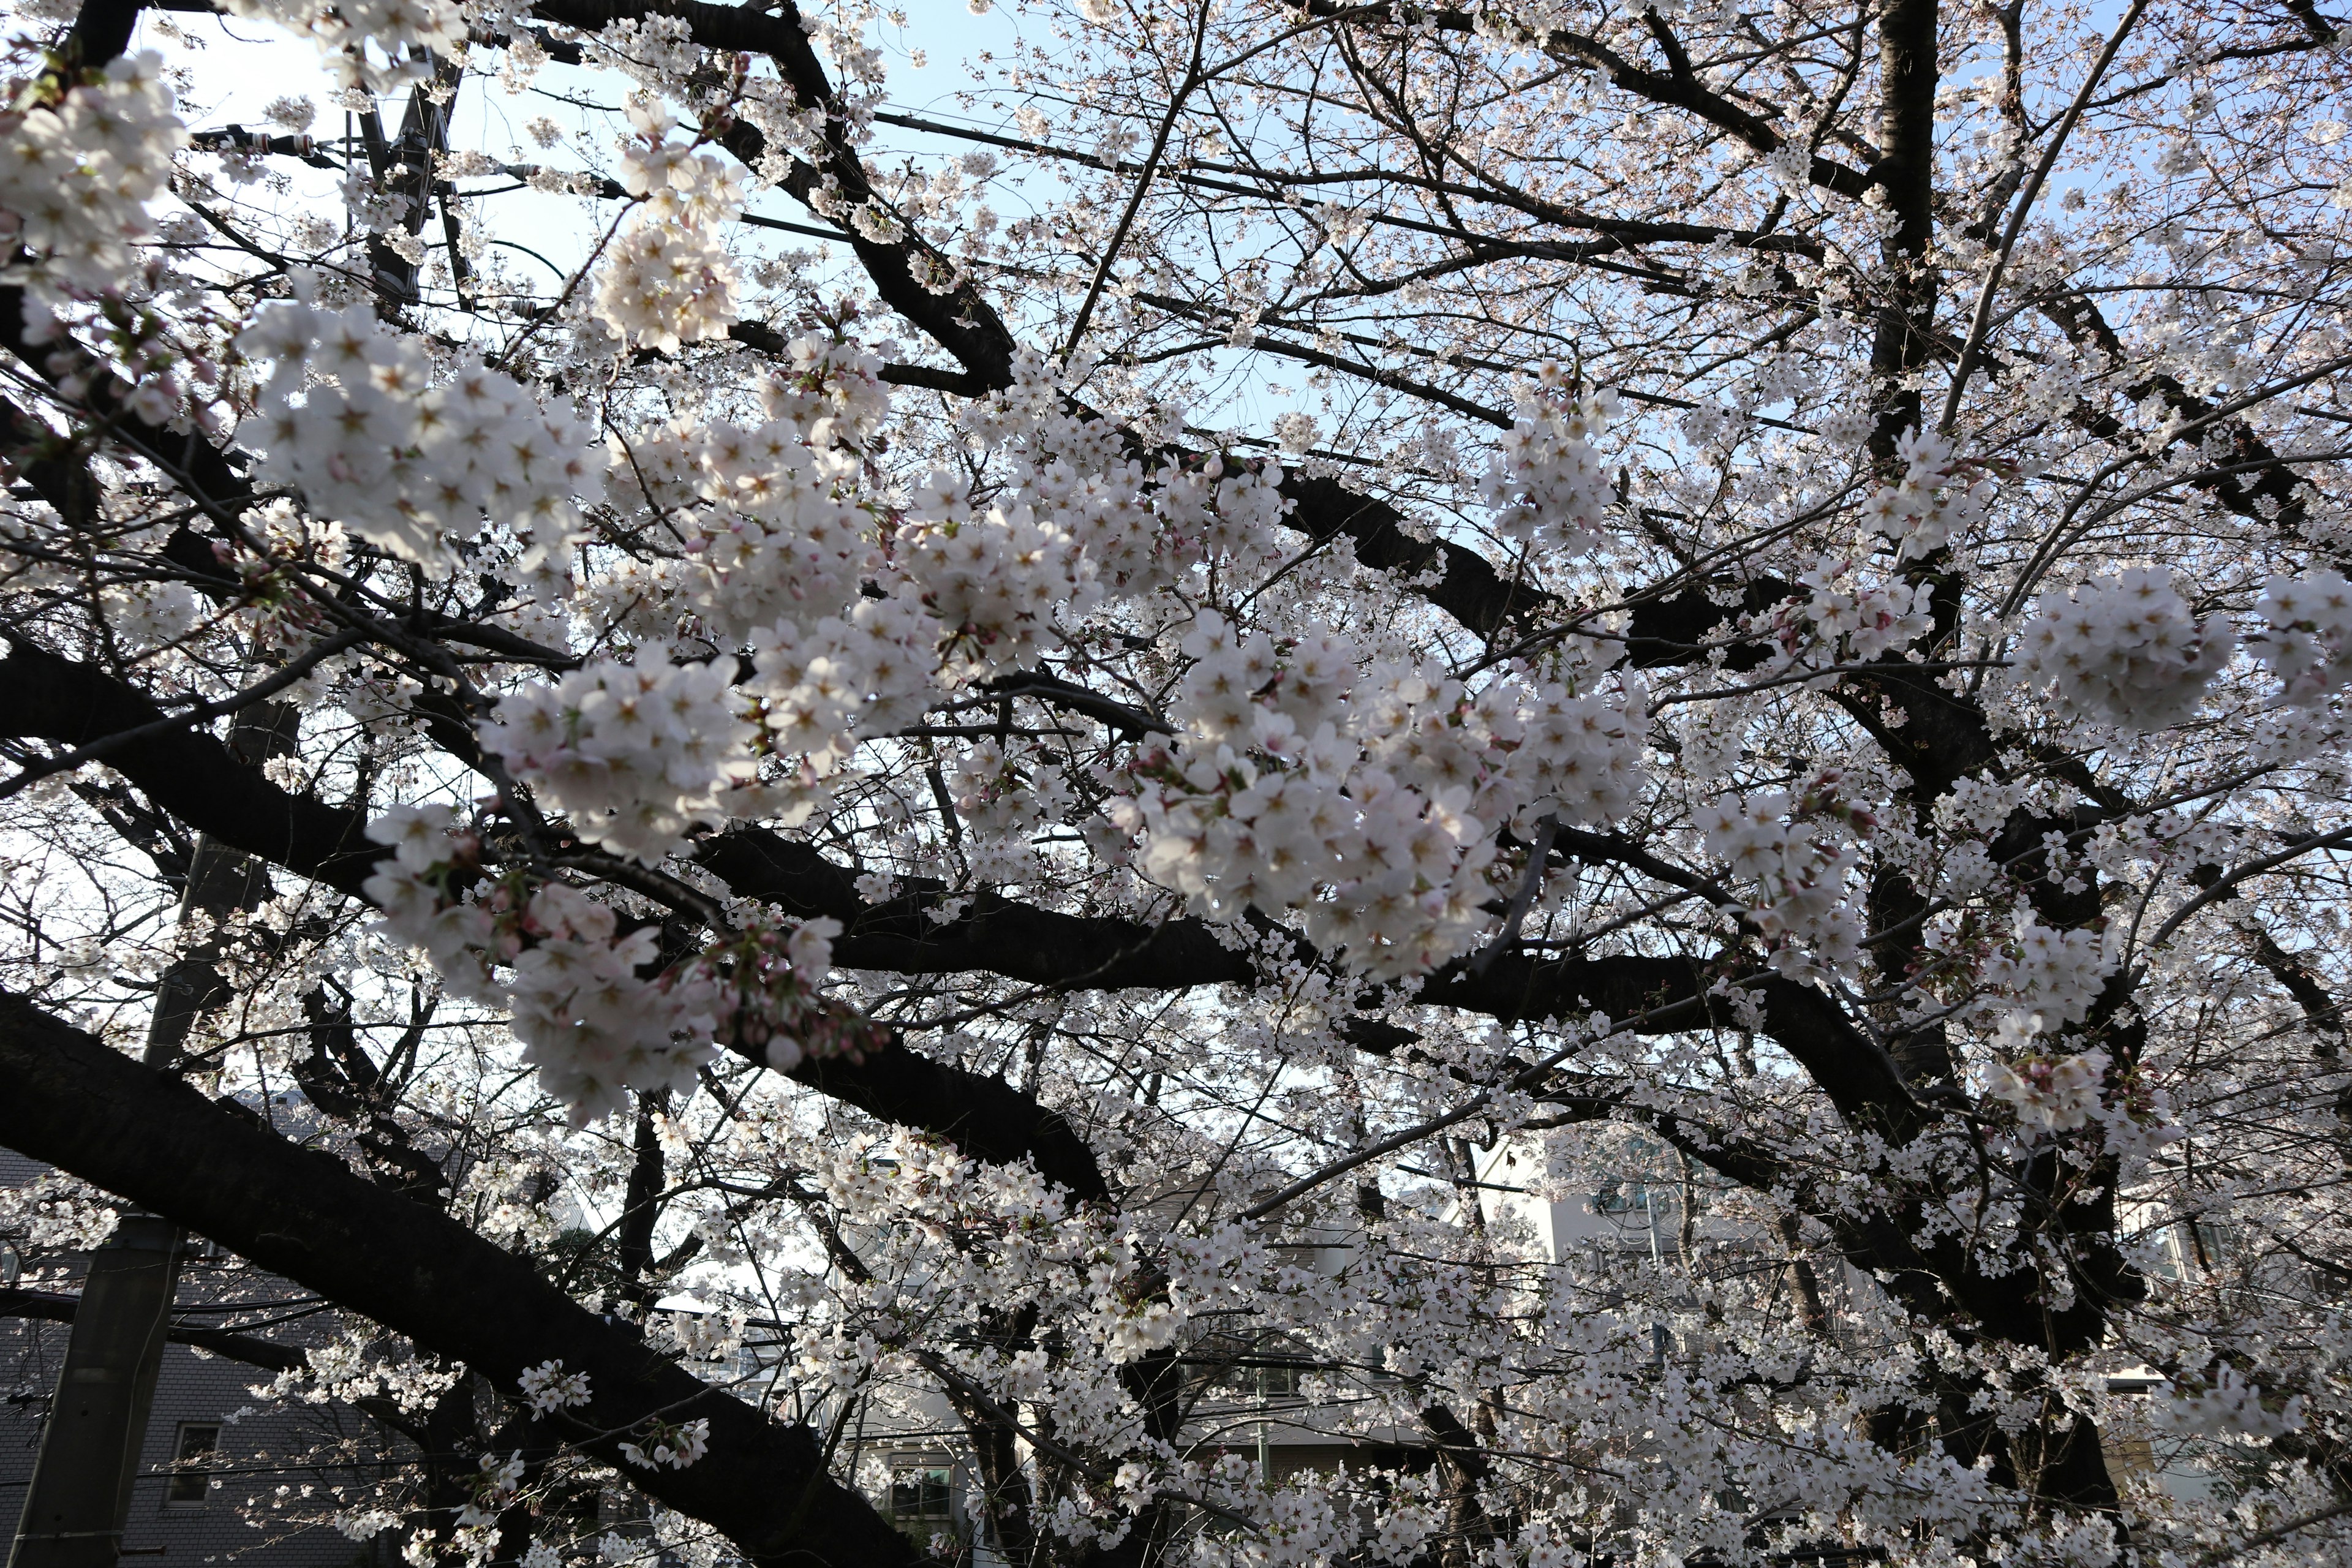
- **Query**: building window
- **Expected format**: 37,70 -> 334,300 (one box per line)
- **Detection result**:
1593,1181 -> 1653,1215
164,1423 -> 221,1507
886,1460 -> 956,1552
1253,1362 -> 1304,1398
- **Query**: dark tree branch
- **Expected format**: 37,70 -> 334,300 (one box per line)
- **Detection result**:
2040,288 -> 2328,549
0,991 -> 926,1568
527,0 -> 1020,390
1303,1 -> 1876,198
0,641 -> 385,899
0,1286 -> 305,1373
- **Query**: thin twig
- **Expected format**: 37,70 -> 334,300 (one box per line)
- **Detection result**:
1939,0 -> 2150,432
1059,1 -> 1213,360
1469,815 -> 1556,976
0,628 -> 367,802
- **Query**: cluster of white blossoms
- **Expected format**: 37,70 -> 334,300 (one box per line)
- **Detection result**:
592,105 -> 743,355
363,807 -> 869,1119
2255,569 -> 2352,706
266,1330 -> 461,1414
454,1452 -> 526,1530
581,360 -> 1308,829
764,334 -> 894,443
1483,379 -> 1618,554
1374,1503 -> 1439,1564
1295,769 -> 1494,974
1493,675 -> 1650,829
238,302 -> 603,569
481,659 -> 758,862
1120,620 -> 1645,976
957,351 -> 1292,590
1981,916 -> 2114,1028
597,339 -> 970,785
1006,453 -> 1160,591
1697,780 -> 1872,976
219,0 -> 462,89
516,1359 -> 590,1414
605,344 -> 1293,815
331,1509 -> 402,1543
608,344 -> 938,777
748,595 -> 937,775
2154,1362 -> 2305,1440
1768,557 -> 1934,667
501,881 -> 717,1121
1983,1044 -> 2108,1134
2016,568 -> 2228,730
679,424 -> 873,639
1124,722 -> 1487,971
1021,451 -> 1290,599
897,486 -> 1102,674
617,1416 -> 710,1470
1096,1288 -> 1183,1362
361,804 -> 499,970
680,914 -> 887,1073
0,52 -> 186,300
364,808 -> 714,1120
1861,427 -> 1994,562
97,579 -> 200,652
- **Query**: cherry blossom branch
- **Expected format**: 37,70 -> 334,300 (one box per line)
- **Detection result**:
0,1286 -> 306,1371
1060,0 -> 1212,361
2184,1498 -> 2352,1568
2141,824 -> 2352,956
1937,0 -> 2151,434
869,108 -> 1825,259
902,1348 -> 1266,1534
1303,1 -> 1876,198
2002,349 -> 2352,616
1236,1000 -> 1697,1223
0,990 -> 924,1567
0,634 -> 1931,1197
0,641 -> 386,898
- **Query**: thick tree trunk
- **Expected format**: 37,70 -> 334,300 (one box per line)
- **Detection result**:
1866,0 -> 1940,465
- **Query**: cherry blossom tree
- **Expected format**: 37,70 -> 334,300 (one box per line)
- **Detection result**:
5,0 -> 2352,1564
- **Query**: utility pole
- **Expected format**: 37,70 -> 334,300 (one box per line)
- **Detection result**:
4,1216 -> 182,1568
7,714 -> 292,1568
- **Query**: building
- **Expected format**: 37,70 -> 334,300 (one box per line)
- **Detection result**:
2,1150 -> 409,1568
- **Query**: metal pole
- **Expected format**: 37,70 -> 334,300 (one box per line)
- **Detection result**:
4,1217 -> 182,1568
1256,1365 -> 1271,1485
